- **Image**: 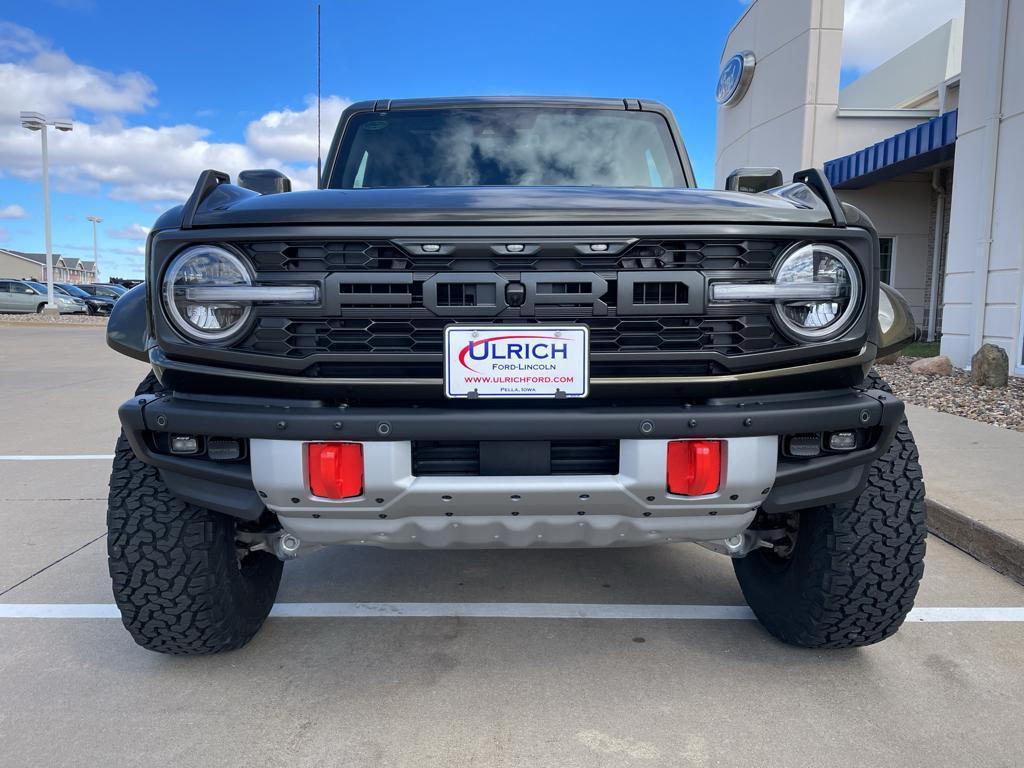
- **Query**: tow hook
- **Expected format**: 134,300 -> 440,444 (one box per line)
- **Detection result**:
698,532 -> 770,558
273,533 -> 302,560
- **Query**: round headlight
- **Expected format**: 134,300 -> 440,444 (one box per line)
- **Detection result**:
163,245 -> 252,341
773,243 -> 860,340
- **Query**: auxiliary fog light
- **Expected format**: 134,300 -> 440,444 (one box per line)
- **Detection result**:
827,431 -> 859,452
169,435 -> 199,455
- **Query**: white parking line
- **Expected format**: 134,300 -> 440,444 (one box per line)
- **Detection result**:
0,455 -> 114,461
0,603 -> 1022,621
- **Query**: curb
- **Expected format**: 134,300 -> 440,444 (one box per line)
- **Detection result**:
927,499 -> 1024,586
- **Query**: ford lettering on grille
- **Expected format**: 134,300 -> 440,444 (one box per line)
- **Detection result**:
330,271 -> 705,317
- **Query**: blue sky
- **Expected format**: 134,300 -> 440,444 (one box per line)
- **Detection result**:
0,0 -> 963,279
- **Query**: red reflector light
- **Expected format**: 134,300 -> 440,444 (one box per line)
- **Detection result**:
667,440 -> 722,496
308,442 -> 364,499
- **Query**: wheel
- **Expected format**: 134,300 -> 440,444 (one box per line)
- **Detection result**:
106,374 -> 282,654
35,303 -> 45,314
733,371 -> 926,648
86,305 -> 97,316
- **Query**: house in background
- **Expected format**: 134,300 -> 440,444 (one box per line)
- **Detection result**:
0,249 -> 97,284
716,0 -> 1024,376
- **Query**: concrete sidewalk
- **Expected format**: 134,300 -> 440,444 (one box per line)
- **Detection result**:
908,405 -> 1024,584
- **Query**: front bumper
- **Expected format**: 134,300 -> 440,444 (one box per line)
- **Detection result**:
117,386 -> 904,548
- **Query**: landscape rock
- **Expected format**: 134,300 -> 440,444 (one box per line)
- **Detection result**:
875,357 -> 1024,432
971,343 -> 1009,388
909,355 -> 953,376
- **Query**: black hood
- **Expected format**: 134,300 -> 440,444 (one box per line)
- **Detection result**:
177,183 -> 836,229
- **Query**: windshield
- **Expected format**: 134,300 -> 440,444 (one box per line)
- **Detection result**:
330,107 -> 685,189
58,284 -> 90,298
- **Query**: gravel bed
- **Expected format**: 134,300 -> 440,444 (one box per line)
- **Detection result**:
877,357 -> 1024,432
0,313 -> 107,326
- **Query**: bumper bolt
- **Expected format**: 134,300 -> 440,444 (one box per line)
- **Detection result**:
377,422 -> 392,436
333,421 -> 343,430
688,418 -> 697,428
860,410 -> 871,423
155,415 -> 167,428
276,420 -> 287,430
640,420 -> 655,434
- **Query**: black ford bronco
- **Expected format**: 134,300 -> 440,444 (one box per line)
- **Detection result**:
106,97 -> 924,654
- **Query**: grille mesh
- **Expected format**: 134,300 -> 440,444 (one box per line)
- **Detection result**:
240,315 -> 785,357
411,440 -> 620,476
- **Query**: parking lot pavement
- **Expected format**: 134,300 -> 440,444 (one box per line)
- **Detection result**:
2,326 -> 1024,767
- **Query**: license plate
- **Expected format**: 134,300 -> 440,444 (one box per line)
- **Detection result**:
444,325 -> 590,399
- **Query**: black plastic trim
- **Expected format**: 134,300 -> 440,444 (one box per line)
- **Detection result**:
105,283 -> 151,362
792,168 -> 847,227
762,395 -> 902,514
121,388 -> 895,443
181,170 -> 230,230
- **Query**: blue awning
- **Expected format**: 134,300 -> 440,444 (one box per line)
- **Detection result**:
824,109 -> 957,189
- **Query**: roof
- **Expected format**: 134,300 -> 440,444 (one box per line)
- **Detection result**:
0,250 -> 96,270
0,249 -> 58,265
349,96 -> 650,112
824,109 -> 958,189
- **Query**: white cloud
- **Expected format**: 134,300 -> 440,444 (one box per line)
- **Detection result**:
0,22 -> 350,204
842,0 -> 965,72
0,203 -> 29,219
107,223 -> 150,240
246,95 -> 350,164
0,22 -> 155,119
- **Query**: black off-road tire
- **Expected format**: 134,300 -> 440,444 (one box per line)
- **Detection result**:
106,374 -> 282,654
733,371 -> 926,648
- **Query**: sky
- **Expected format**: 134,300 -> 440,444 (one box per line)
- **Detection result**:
0,0 -> 965,280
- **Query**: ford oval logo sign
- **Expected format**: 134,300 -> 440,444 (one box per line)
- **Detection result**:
716,51 -> 756,106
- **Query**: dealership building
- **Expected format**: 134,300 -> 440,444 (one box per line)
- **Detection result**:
0,249 -> 97,285
716,0 -> 1024,376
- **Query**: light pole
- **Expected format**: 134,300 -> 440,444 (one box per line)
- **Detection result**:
20,111 -> 73,313
86,215 -> 102,282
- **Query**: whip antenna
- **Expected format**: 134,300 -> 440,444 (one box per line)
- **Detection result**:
316,3 -> 322,187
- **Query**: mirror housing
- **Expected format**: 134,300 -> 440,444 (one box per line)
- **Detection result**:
237,169 -> 292,195
725,167 -> 784,194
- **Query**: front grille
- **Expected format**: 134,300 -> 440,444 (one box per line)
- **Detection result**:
412,440 -> 620,476
228,237 -> 797,378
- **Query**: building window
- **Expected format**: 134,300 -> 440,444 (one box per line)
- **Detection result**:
879,237 -> 895,286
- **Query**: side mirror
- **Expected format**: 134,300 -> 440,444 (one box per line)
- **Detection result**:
725,167 -> 784,193
237,169 -> 292,195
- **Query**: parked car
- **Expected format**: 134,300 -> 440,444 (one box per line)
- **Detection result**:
106,96 -> 922,655
56,282 -> 115,315
0,279 -> 87,314
80,283 -> 129,300
25,281 -> 90,314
